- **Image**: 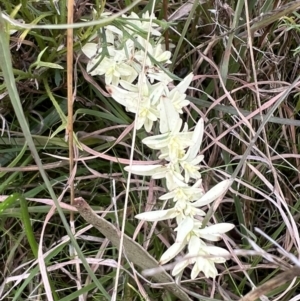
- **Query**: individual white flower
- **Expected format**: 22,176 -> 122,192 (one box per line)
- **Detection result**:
159,217 -> 194,265
135,42 -> 171,66
82,43 -> 138,85
120,74 -> 165,106
179,201 -> 206,219
159,180 -> 203,203
136,98 -> 159,132
107,76 -> 165,131
134,180 -> 206,226
191,244 -> 230,278
159,239 -> 188,266
168,91 -> 190,114
122,76 -> 161,131
179,118 -> 204,182
124,162 -> 184,185
158,74 -> 193,133
126,39 -> 172,84
89,57 -> 132,85
151,43 -> 172,64
135,197 -> 205,224
157,219 -> 233,276
179,155 -> 204,183
163,73 -> 193,113
156,71 -> 191,112
175,199 -> 206,223
166,189 -> 207,224
163,166 -> 188,191
142,118 -> 194,161
172,236 -> 231,279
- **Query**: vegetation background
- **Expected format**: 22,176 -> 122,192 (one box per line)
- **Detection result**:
1,0 -> 300,300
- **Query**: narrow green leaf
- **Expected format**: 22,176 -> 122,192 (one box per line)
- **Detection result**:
0,193 -> 19,215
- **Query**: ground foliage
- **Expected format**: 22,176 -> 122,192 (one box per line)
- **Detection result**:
1,0 -> 300,300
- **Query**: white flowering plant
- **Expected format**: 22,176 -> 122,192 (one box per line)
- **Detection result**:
81,11 -> 233,280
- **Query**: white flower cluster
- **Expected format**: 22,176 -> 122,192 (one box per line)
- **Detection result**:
82,11 -> 233,279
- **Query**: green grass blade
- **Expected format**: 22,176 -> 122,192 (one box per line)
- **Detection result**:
0,193 -> 20,215
19,194 -> 39,257
0,11 -> 110,300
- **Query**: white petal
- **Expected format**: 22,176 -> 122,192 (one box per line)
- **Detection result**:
123,70 -> 138,84
142,133 -> 169,149
147,71 -> 172,84
191,262 -> 202,279
193,179 -> 231,207
159,240 -> 187,265
106,85 -> 129,107
198,223 -> 235,236
176,217 -> 194,241
143,118 -> 154,132
157,50 -> 172,62
159,191 -> 175,200
210,257 -> 227,263
190,155 -> 204,165
106,25 -> 123,37
174,73 -> 193,94
194,259 -> 218,279
82,43 -> 98,58
204,246 -> 231,259
197,234 -> 222,241
136,116 -> 146,130
164,170 -> 185,189
188,118 -> 204,159
111,74 -> 119,86
120,80 -> 138,92
124,164 -> 164,176
116,63 -> 135,76
188,236 -> 201,256
89,57 -> 104,72
194,208 -> 206,216
159,96 -> 180,134
135,208 -> 179,221
172,258 -> 190,276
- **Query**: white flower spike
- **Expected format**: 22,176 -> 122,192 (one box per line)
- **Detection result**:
82,10 -> 234,281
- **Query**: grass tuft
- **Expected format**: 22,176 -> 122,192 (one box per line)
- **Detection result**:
1,0 -> 300,300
